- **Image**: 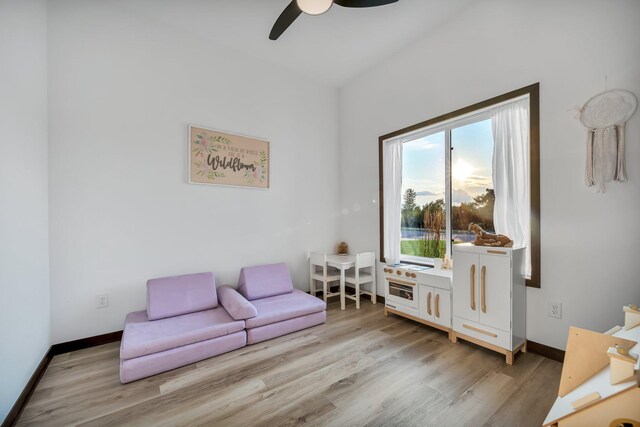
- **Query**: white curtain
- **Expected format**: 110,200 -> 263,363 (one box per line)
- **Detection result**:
491,99 -> 531,277
383,139 -> 403,265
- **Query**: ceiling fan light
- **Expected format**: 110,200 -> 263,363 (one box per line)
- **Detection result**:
296,0 -> 333,15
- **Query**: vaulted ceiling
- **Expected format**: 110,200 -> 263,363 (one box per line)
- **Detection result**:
119,0 -> 477,86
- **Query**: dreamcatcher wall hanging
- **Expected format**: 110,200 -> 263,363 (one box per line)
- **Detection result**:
579,89 -> 637,192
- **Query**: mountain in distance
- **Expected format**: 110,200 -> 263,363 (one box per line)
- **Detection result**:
414,188 -> 473,203
415,190 -> 437,196
452,187 -> 473,204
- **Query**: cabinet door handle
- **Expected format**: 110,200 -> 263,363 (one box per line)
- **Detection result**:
427,291 -> 432,315
481,265 -> 487,313
470,264 -> 476,311
463,323 -> 498,338
487,250 -> 507,255
435,293 -> 440,318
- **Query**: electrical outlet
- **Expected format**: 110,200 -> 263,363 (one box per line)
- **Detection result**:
547,301 -> 562,319
96,294 -> 109,308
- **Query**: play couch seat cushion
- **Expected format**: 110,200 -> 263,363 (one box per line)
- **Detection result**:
238,263 -> 293,301
147,272 -> 218,320
121,308 -> 244,360
245,289 -> 326,329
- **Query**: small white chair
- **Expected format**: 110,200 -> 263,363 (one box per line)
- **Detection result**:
309,252 -> 341,303
344,252 -> 377,309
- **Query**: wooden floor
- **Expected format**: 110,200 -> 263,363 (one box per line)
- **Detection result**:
18,301 -> 561,426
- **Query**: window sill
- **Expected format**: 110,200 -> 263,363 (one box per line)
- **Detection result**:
398,255 -> 434,268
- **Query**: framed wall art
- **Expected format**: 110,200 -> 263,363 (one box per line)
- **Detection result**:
188,124 -> 269,189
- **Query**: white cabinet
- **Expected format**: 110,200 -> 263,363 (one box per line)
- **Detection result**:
452,250 -> 478,323
479,254 -> 511,331
419,285 -> 451,328
452,244 -> 526,364
384,265 -> 452,337
434,288 -> 451,328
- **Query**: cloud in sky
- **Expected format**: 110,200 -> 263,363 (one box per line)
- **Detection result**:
467,174 -> 492,185
407,138 -> 439,151
461,174 -> 492,196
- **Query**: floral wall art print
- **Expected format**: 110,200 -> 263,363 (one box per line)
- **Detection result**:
189,125 -> 269,189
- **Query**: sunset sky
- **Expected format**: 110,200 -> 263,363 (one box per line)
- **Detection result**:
401,118 -> 494,207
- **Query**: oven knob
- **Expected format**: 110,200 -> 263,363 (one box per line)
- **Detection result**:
396,270 -> 402,275
405,272 -> 410,277
411,273 -> 417,278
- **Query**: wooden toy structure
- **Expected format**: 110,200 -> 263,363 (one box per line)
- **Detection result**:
543,305 -> 640,427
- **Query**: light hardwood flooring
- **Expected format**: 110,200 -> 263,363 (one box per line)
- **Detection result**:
18,301 -> 561,426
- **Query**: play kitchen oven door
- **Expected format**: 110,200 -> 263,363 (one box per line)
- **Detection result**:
385,277 -> 418,309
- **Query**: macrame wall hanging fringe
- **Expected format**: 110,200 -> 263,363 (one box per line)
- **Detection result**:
579,89 -> 637,193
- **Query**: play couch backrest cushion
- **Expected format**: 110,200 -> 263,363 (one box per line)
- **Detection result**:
147,272 -> 218,320
237,263 -> 294,301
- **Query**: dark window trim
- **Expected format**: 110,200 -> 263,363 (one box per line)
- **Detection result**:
378,83 -> 541,288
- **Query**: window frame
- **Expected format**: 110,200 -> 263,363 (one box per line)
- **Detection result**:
378,83 -> 541,288
398,128 -> 449,266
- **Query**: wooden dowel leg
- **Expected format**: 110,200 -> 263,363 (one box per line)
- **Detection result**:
506,351 -> 514,365
450,332 -> 458,344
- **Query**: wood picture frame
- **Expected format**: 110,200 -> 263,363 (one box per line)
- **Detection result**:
188,124 -> 270,189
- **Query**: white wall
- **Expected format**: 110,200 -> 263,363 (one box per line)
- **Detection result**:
0,0 -> 50,421
339,0 -> 640,349
48,1 -> 341,343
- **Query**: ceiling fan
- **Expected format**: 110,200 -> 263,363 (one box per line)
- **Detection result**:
269,0 -> 398,40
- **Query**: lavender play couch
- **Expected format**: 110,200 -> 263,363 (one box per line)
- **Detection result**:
237,263 -> 326,345
119,272 -> 253,383
120,264 -> 326,383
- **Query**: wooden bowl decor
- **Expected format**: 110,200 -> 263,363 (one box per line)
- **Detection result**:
337,242 -> 348,255
468,223 -> 513,248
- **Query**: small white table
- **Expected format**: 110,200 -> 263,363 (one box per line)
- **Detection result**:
326,254 -> 355,310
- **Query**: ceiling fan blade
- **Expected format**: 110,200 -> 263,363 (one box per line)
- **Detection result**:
334,0 -> 398,7
269,1 -> 302,40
